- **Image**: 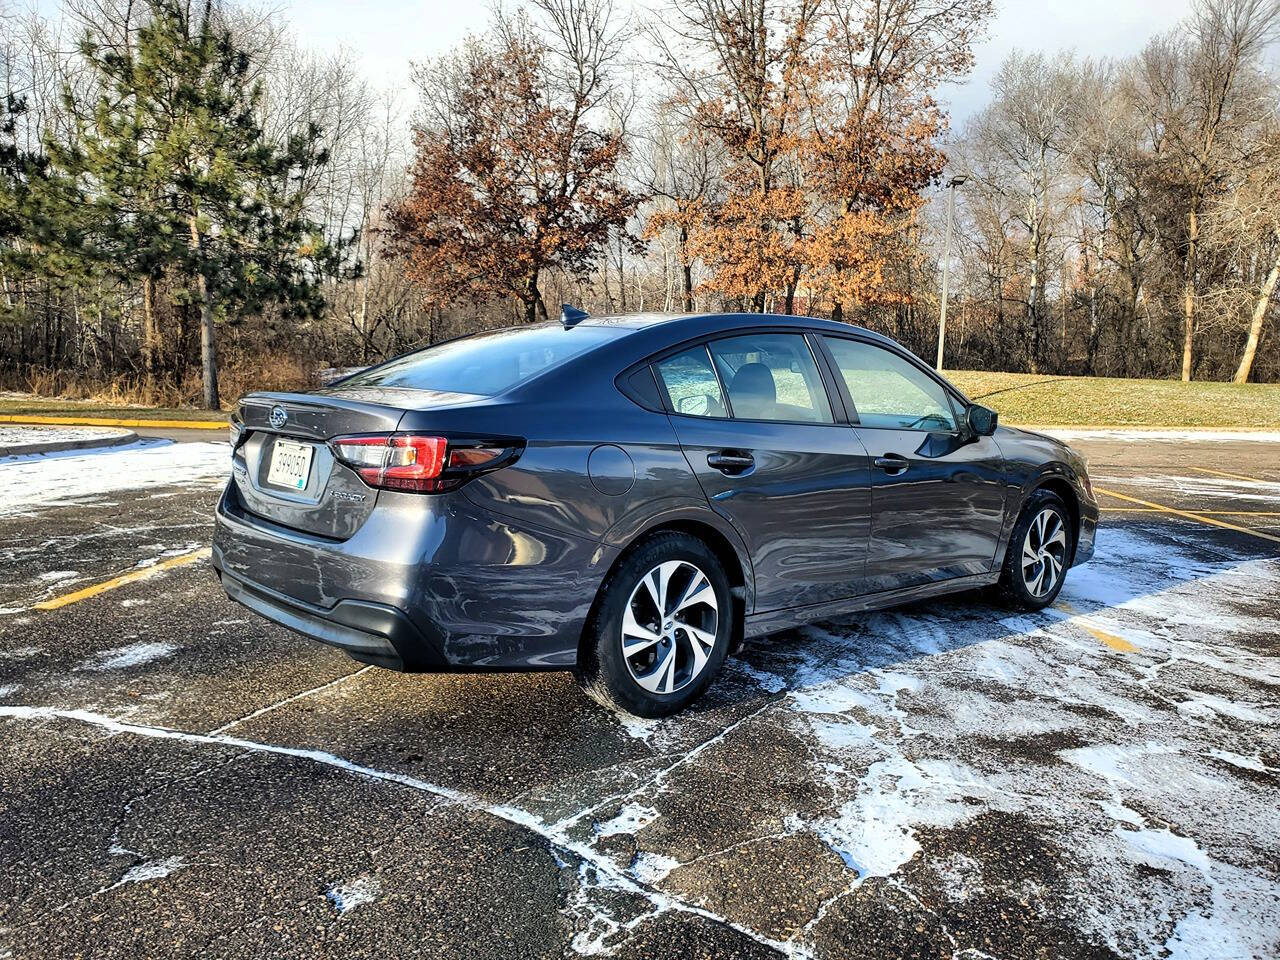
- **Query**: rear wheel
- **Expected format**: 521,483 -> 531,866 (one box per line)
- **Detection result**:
576,532 -> 733,717
998,489 -> 1073,611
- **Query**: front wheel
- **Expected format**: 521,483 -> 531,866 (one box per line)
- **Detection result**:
576,532 -> 733,718
998,490 -> 1074,611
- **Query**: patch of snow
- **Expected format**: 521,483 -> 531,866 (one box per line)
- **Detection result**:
326,876 -> 380,915
1205,750 -> 1270,774
116,856 -> 184,887
78,641 -> 177,672
0,645 -> 43,660
0,425 -> 133,454
595,804 -> 659,837
1120,826 -> 1211,871
0,684 -> 19,698
37,570 -> 78,582
631,851 -> 680,885
812,757 -> 990,879
1097,473 -> 1280,505
935,852 -> 985,902
734,661 -> 788,693
0,440 -> 228,518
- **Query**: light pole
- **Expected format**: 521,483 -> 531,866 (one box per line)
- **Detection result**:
935,175 -> 966,372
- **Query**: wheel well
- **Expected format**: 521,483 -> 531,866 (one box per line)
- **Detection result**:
579,519 -> 750,663
1035,477 -> 1080,562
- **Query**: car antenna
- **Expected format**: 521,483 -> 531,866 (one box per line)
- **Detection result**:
560,304 -> 589,328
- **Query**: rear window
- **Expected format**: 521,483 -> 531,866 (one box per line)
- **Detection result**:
339,325 -> 619,397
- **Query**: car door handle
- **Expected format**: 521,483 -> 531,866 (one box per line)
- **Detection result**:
874,455 -> 910,475
707,451 -> 755,474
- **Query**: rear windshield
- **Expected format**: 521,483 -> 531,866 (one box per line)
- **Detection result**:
339,325 -> 619,397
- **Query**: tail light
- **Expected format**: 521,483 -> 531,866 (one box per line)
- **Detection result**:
329,434 -> 521,493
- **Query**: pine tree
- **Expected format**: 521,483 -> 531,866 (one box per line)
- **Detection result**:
53,0 -> 347,408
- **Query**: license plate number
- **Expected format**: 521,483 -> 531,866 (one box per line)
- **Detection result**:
266,439 -> 314,491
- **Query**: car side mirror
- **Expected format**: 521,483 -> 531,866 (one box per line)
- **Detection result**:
967,404 -> 998,437
676,393 -> 714,416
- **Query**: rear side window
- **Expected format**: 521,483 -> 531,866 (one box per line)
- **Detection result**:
655,346 -> 727,418
339,326 -> 619,397
708,334 -> 833,423
823,337 -> 956,431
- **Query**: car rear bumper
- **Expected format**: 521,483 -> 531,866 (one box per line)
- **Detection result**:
213,557 -> 442,671
211,483 -> 613,671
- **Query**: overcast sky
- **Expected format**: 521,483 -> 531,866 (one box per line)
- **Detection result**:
277,0 -> 1194,123
32,0 -> 1196,122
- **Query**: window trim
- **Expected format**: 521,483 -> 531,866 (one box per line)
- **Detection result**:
650,328 -> 842,427
816,334 -> 967,435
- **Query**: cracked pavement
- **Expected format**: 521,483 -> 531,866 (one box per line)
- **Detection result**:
1,432 -> 1278,959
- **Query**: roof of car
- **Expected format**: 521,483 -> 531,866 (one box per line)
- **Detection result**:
561,311 -> 896,344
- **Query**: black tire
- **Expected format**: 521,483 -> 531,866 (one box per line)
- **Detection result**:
998,488 -> 1074,611
576,532 -> 734,718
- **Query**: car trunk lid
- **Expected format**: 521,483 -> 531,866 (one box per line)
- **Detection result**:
231,391 -> 450,539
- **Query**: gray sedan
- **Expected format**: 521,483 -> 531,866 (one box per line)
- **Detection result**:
212,312 -> 1097,716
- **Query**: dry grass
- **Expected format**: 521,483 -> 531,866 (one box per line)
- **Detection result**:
946,370 -> 1280,428
0,351 -> 316,419
4,358 -> 1277,429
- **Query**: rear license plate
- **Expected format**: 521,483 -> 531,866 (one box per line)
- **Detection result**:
266,439 -> 314,491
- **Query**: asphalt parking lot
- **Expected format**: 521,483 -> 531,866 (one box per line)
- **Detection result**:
1,429 -> 1277,959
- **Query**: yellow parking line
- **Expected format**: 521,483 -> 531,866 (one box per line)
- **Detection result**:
34,547 -> 211,611
1189,466 -> 1271,484
0,414 -> 225,430
1102,507 -> 1280,516
1053,601 -> 1139,653
1094,486 -> 1280,544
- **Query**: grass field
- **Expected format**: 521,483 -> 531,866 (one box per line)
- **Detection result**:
945,371 -> 1280,429
2,372 -> 1279,429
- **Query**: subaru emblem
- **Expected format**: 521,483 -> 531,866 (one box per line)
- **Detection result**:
268,405 -> 288,430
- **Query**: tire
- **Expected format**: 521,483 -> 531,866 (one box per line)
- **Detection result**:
576,532 -> 734,718
998,489 -> 1074,611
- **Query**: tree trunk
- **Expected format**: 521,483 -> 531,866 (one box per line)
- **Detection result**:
1027,218 -> 1041,375
189,217 -> 219,409
142,275 -> 157,379
680,224 -> 693,312
523,270 -> 545,324
1233,246 -> 1280,384
1181,203 -> 1199,382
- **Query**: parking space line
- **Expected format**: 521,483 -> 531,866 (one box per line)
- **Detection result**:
34,547 -> 211,611
1102,507 -> 1280,516
1094,486 -> 1280,545
1189,465 -> 1271,484
1053,601 -> 1139,653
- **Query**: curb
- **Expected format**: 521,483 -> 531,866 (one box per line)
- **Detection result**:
1,430 -> 139,458
0,414 -> 226,430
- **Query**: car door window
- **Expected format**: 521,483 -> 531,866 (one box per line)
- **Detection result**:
823,338 -> 956,431
654,346 -> 727,418
707,334 -> 833,423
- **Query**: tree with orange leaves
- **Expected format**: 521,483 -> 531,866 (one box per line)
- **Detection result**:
650,0 -> 991,317
390,2 -> 638,324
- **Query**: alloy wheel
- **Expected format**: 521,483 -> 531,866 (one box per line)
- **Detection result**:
621,560 -> 719,695
1022,507 -> 1068,598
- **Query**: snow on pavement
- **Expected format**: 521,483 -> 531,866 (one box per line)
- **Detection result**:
0,439 -> 227,518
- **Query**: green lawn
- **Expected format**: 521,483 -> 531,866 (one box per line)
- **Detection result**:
946,371 -> 1280,428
